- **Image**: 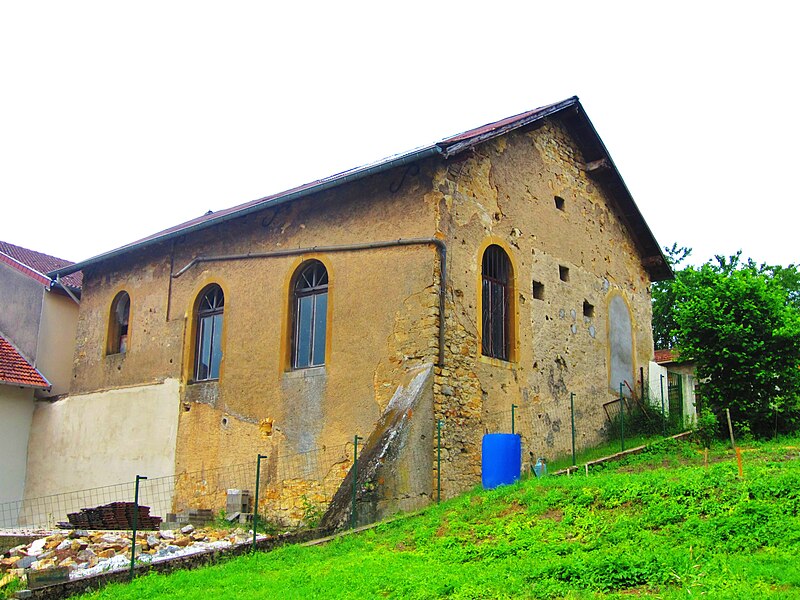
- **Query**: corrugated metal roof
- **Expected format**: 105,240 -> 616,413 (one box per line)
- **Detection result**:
0,333 -> 50,390
48,97 -> 672,281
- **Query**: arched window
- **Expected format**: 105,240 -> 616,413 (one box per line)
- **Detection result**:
482,245 -> 511,360
292,260 -> 328,369
194,284 -> 224,381
108,291 -> 130,354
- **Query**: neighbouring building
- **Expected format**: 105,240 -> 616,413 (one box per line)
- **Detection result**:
0,242 -> 80,519
650,348 -> 699,428
29,97 -> 670,527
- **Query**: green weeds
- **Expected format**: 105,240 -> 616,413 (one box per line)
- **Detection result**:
78,435 -> 800,599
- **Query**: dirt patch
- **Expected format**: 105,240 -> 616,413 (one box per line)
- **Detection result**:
435,520 -> 449,538
498,501 -> 524,517
394,541 -> 414,551
540,509 -> 563,522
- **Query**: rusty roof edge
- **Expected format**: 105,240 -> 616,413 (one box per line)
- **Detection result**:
48,96 -> 671,282
567,103 -> 673,282
47,145 -> 444,279
437,96 -> 580,158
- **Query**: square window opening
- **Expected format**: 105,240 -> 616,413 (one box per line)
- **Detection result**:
554,196 -> 565,211
533,280 -> 545,300
583,300 -> 595,318
559,266 -> 570,282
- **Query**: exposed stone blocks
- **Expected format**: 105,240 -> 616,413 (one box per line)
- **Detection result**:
431,119 -> 655,498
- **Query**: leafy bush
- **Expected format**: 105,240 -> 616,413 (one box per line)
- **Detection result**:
693,407 -> 719,447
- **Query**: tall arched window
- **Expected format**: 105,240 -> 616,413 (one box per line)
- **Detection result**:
292,260 -> 328,369
482,245 -> 511,360
107,291 -> 130,355
194,284 -> 224,381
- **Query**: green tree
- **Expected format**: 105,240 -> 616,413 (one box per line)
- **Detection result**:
651,243 -> 691,349
673,254 -> 800,436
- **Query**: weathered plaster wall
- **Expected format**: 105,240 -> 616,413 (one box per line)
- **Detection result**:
68,164 -> 441,515
54,118 -> 660,515
0,263 -> 43,360
35,290 -> 79,397
432,120 -> 656,496
0,386 -> 34,506
23,379 -> 180,503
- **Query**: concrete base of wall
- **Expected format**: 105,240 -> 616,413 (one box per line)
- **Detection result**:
21,379 -> 181,527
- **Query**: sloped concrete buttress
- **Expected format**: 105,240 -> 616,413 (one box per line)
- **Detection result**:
321,363 -> 434,530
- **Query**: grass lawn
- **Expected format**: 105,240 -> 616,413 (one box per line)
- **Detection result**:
65,436 -> 800,598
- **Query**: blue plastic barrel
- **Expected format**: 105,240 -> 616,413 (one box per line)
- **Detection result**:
481,433 -> 522,489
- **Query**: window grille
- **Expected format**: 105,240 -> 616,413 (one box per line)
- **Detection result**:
482,245 -> 511,360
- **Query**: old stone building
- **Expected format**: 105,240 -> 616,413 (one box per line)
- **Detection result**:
35,97 -> 669,525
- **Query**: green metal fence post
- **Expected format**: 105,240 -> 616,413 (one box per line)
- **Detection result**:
619,382 -> 625,452
660,374 -> 666,435
252,454 -> 267,552
570,392 -> 576,467
129,475 -> 147,580
437,420 -> 443,503
351,435 -> 362,529
511,404 -> 518,435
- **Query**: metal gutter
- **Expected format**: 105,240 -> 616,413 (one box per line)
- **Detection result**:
3,380 -> 51,391
53,276 -> 81,305
172,237 -> 448,367
47,146 -> 443,280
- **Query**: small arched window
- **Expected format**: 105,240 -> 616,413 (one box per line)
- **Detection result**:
292,260 -> 328,369
108,291 -> 130,355
194,284 -> 224,381
481,245 -> 511,361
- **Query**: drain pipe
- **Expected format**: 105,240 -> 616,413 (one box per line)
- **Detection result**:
54,276 -> 81,305
172,237 -> 448,366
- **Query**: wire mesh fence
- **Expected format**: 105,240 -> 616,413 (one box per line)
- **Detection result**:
0,444 -> 351,531
481,384 -> 692,475
1,384 -> 696,533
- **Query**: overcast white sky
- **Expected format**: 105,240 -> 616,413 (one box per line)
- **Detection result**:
1,1 -> 797,269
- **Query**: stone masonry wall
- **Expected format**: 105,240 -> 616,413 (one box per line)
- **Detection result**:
432,119 -> 656,498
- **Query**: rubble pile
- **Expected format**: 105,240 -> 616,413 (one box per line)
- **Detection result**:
0,525 -> 255,584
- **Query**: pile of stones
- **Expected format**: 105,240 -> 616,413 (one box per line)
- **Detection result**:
0,524 -> 253,583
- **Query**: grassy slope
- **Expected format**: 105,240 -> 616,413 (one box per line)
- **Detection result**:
79,437 -> 800,599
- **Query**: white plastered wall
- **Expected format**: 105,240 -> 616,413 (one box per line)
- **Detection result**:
23,379 -> 180,514
648,361 -> 698,427
648,362 -> 669,413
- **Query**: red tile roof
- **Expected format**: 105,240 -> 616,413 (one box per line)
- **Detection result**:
0,333 -> 50,389
654,349 -> 678,364
0,240 -> 82,289
49,96 -> 672,282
